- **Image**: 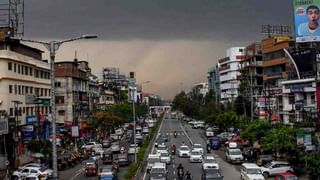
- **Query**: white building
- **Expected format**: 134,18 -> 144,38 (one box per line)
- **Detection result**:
281,78 -> 316,124
0,44 -> 51,126
218,47 -> 245,103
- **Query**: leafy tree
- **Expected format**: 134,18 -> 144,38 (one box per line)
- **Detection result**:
304,153 -> 320,179
92,111 -> 122,131
240,120 -> 272,142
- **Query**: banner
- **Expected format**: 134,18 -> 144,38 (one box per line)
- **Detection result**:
294,0 -> 320,42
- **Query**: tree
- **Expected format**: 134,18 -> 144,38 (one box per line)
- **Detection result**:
92,111 -> 122,131
240,120 -> 272,142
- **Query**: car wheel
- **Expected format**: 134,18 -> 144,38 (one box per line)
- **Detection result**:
12,176 -> 19,180
263,172 -> 269,178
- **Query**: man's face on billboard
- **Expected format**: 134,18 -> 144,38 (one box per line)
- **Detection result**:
307,8 -> 320,26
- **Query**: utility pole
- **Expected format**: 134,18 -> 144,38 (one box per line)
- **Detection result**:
12,100 -> 22,169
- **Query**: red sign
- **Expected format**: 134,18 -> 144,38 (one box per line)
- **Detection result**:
64,120 -> 73,126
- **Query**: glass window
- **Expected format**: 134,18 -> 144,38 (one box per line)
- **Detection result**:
14,85 -> 17,94
30,67 -> 33,76
14,63 -> 16,72
18,64 -> 20,74
25,66 -> 28,75
21,65 -> 24,74
8,62 -> 12,71
9,108 -> 13,116
9,85 -> 12,93
18,86 -> 21,95
25,86 -> 29,94
289,94 -> 295,104
22,86 -> 24,95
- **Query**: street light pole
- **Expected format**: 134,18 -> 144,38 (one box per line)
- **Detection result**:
10,34 -> 97,180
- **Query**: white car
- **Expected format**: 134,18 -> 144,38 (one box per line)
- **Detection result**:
81,142 -> 100,150
111,142 -> 120,153
240,163 -> 264,180
18,163 -> 42,170
156,144 -> 168,154
128,144 -> 140,154
260,161 -> 294,178
13,167 -> 53,180
202,156 -> 219,170
178,145 -> 191,157
189,149 -> 203,162
160,152 -> 171,164
225,148 -> 244,164
192,144 -> 204,154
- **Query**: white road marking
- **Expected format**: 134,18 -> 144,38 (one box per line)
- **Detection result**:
179,121 -> 193,145
173,170 -> 176,175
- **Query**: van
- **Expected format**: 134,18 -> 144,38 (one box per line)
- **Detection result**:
240,163 -> 264,180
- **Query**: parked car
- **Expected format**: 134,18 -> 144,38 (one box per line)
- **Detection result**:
260,161 -> 294,178
240,163 -> 264,180
13,167 -> 53,180
201,169 -> 224,180
202,156 -> 219,170
116,153 -> 130,166
274,172 -> 298,180
178,145 -> 191,158
18,163 -> 42,170
81,142 -> 100,150
85,161 -> 98,176
225,148 -> 244,164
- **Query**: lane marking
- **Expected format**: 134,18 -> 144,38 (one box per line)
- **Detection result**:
179,120 -> 193,145
173,170 -> 176,175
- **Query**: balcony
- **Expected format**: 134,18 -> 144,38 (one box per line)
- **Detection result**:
263,72 -> 288,81
218,57 -> 230,64
263,57 -> 287,67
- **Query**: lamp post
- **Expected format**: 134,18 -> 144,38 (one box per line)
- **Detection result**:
10,34 -> 97,179
132,81 -> 150,164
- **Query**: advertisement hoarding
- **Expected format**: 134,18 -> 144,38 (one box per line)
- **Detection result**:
294,0 -> 320,42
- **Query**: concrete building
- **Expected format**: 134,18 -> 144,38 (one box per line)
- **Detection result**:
281,78 -> 316,124
207,65 -> 220,103
261,35 -> 295,121
192,82 -> 208,104
238,42 -> 264,119
55,60 -> 90,127
219,47 -> 245,103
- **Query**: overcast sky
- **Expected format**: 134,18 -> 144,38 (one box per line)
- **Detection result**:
21,0 -> 293,99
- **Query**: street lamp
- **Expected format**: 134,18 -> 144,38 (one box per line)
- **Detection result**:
10,34 -> 97,179
132,81 -> 150,164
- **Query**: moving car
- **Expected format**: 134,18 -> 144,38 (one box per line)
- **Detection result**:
98,165 -> 117,180
225,148 -> 244,164
116,153 -> 130,166
149,162 -> 167,180
201,169 -> 224,180
13,167 -> 53,180
103,152 -> 113,164
147,154 -> 161,172
189,149 -> 203,163
206,128 -> 214,137
260,161 -> 294,178
202,156 -> 219,170
208,137 -> 221,150
178,145 -> 191,158
160,152 -> 171,165
111,141 -> 120,153
85,161 -> 98,176
81,141 -> 101,150
240,163 -> 264,180
156,144 -> 168,154
102,139 -> 111,148
192,144 -> 204,154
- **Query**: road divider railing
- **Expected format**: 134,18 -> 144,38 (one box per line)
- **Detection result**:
124,114 -> 164,180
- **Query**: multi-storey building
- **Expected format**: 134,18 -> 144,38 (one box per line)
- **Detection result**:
219,47 -> 245,103
207,64 -> 220,104
55,59 -> 89,128
238,42 -> 264,119
261,35 -> 295,121
0,28 -> 51,169
192,82 -> 208,104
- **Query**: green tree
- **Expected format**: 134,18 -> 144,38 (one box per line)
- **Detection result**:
240,120 -> 272,142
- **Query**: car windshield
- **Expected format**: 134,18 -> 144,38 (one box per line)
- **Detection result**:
148,158 -> 160,163
180,147 -> 189,151
205,159 -> 217,163
101,167 -> 113,172
264,163 -> 272,168
151,168 -> 165,174
229,149 -> 241,155
194,144 -> 202,148
247,168 -> 262,174
206,170 -> 221,178
158,146 -> 167,150
161,152 -> 169,157
191,151 -> 201,155
39,167 -> 47,172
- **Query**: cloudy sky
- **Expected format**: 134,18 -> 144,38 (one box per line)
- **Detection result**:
21,0 -> 293,99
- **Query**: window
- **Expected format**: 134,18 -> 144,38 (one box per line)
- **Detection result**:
21,65 -> 24,74
45,89 -> 47,96
41,88 -> 44,96
14,63 -> 16,72
18,85 -> 21,95
22,86 -> 24,95
40,71 -> 43,78
30,67 -> 33,76
18,64 -> 20,74
23,107 -> 25,113
26,107 -> 29,116
289,94 -> 295,104
311,93 -> 315,104
55,82 -> 61,87
9,108 -> 13,116
9,85 -> 12,93
14,85 -> 17,94
56,96 -> 65,104
35,70 -> 39,78
25,66 -> 28,75
8,62 -> 12,71
25,86 -> 29,94
30,87 -> 33,94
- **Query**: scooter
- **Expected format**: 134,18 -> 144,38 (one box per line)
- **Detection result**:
207,145 -> 211,153
174,132 -> 177,138
177,169 -> 184,180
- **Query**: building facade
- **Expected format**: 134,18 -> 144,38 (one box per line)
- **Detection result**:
208,64 -> 220,104
219,47 -> 245,103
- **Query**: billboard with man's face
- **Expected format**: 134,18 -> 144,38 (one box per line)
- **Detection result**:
294,0 -> 320,42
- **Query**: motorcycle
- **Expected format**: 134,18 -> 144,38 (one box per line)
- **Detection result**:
171,148 -> 176,155
207,144 -> 211,153
177,169 -> 184,180
174,132 -> 177,138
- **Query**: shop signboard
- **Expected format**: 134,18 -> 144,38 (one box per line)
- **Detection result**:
71,126 -> 79,137
25,116 -> 37,125
22,125 -> 34,143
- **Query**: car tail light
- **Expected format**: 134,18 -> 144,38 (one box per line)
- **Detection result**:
125,157 -> 129,161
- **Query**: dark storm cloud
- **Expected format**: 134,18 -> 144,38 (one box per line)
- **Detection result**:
25,0 -> 293,41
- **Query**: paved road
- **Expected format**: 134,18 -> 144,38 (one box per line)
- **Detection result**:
144,113 -> 241,180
